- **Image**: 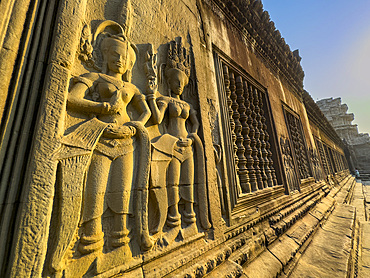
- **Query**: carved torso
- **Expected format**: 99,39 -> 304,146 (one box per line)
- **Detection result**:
76,73 -> 141,125
160,96 -> 191,139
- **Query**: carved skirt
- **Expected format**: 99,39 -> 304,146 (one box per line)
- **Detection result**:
167,143 -> 194,204
82,136 -> 135,223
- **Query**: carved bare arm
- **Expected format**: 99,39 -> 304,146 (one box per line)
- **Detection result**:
132,91 -> 151,125
67,82 -> 110,114
147,95 -> 168,124
189,108 -> 199,134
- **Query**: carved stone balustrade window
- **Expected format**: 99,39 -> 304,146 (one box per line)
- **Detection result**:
315,138 -> 329,176
212,52 -> 281,215
323,144 -> 335,175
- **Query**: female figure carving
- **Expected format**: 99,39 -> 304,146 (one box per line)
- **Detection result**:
50,26 -> 151,275
280,137 -> 299,192
69,33 -> 150,253
146,40 -> 210,243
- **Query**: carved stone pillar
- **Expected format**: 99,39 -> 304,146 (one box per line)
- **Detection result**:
252,88 -> 263,189
244,82 -> 257,192
260,94 -> 274,187
248,85 -> 259,191
235,75 -> 251,193
223,66 -> 239,173
255,90 -> 268,188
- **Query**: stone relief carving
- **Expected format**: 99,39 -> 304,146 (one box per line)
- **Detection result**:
145,39 -> 211,246
309,148 -> 323,182
280,137 -> 300,192
48,21 -> 153,276
78,24 -> 94,67
214,143 -> 226,216
46,20 -> 211,277
207,95 -> 229,221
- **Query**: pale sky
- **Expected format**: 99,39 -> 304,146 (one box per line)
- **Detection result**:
261,0 -> 370,134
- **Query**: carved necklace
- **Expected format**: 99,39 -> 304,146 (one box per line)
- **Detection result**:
99,73 -> 125,91
169,97 -> 188,108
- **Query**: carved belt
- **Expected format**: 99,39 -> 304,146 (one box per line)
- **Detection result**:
95,137 -> 135,160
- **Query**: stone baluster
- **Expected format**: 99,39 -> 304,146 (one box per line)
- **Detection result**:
249,88 -> 260,190
338,153 -> 341,171
245,82 -> 257,192
223,65 -> 238,172
336,153 -> 340,171
343,155 -> 346,170
252,88 -> 263,189
265,130 -> 277,186
229,72 -> 240,174
336,153 -> 339,171
324,145 -> 332,174
255,91 -> 268,188
337,153 -> 341,171
235,75 -> 251,193
339,154 -> 342,171
260,92 -> 274,187
288,115 -> 303,179
293,124 -> 304,178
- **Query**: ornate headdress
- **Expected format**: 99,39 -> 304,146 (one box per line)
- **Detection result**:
78,20 -> 138,82
100,33 -> 129,53
166,38 -> 191,78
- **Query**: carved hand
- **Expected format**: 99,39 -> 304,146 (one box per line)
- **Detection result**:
103,125 -> 136,139
108,90 -> 124,114
100,102 -> 112,114
146,76 -> 158,97
178,137 -> 193,147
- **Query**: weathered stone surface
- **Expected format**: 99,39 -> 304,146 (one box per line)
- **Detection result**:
268,235 -> 299,266
206,260 -> 244,278
357,222 -> 370,278
286,214 -> 319,246
290,204 -> 355,278
243,249 -> 282,278
0,0 -> 358,277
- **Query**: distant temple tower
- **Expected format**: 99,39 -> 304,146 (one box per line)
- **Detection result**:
317,97 -> 370,176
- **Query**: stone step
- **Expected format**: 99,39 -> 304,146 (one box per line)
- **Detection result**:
241,196 -> 335,278
358,222 -> 370,278
288,204 -> 356,278
350,182 -> 366,221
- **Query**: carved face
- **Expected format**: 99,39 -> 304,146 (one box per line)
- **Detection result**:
167,68 -> 189,96
106,43 -> 128,74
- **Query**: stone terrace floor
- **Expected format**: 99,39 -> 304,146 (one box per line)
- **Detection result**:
288,178 -> 370,278
240,176 -> 370,278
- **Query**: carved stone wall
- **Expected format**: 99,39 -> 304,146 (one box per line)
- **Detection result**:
0,1 -> 352,277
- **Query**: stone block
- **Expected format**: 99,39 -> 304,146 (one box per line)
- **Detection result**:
286,214 -> 319,246
268,235 -> 299,266
243,249 -> 282,278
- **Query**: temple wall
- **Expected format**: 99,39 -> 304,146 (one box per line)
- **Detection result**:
0,1 -> 352,277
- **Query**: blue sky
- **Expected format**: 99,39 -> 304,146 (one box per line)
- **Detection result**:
261,0 -> 370,134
